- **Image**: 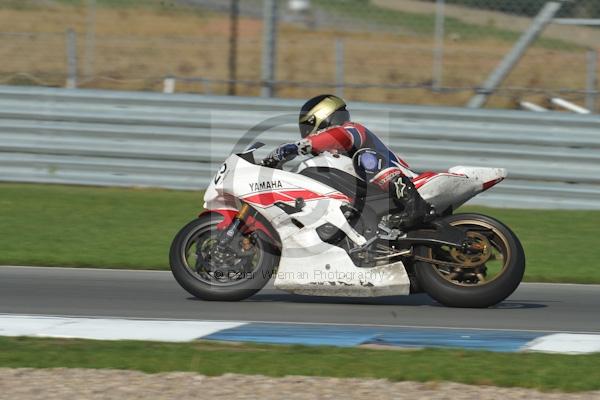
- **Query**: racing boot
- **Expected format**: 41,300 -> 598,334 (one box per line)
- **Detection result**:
388,175 -> 435,230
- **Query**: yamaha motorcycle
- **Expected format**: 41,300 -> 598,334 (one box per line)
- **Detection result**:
170,143 -> 525,308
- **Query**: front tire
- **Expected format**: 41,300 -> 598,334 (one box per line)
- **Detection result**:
415,213 -> 525,308
169,213 -> 277,301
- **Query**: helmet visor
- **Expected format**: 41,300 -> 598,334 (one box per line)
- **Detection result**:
299,121 -> 315,138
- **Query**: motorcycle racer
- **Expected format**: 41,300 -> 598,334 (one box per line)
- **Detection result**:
170,96 -> 520,305
262,94 -> 434,229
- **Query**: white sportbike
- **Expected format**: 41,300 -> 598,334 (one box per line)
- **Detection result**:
170,143 -> 525,308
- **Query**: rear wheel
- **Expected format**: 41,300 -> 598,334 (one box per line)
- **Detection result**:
169,213 -> 277,301
414,213 -> 525,308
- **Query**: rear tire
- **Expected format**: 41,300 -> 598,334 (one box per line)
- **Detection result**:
415,213 -> 525,308
169,213 -> 277,301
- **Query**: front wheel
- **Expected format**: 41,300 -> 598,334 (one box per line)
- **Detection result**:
414,213 -> 525,308
169,213 -> 277,301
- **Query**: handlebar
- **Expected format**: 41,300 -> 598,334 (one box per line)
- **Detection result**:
260,156 -> 280,169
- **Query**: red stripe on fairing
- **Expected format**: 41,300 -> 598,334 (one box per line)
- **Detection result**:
198,209 -> 238,230
412,172 -> 437,182
328,192 -> 352,202
412,172 -> 438,189
482,178 -> 504,191
199,209 -> 275,239
242,189 -> 351,207
413,181 -> 428,189
412,172 -> 466,189
242,192 -> 296,206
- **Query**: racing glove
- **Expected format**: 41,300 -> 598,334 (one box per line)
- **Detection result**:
261,139 -> 312,167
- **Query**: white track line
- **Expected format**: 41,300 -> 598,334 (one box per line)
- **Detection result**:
0,314 -> 245,342
1,313 -> 598,335
523,333 -> 600,354
3,314 -> 598,353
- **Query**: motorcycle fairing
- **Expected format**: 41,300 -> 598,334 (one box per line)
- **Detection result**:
414,166 -> 507,212
293,153 -> 507,212
199,209 -> 276,241
205,154 -> 367,246
203,151 -> 506,297
204,153 -> 411,296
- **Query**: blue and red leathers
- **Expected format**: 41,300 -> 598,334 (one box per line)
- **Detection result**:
265,121 -> 434,228
269,121 -> 416,190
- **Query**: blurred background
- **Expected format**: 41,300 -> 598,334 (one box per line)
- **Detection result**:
1,0 -> 599,110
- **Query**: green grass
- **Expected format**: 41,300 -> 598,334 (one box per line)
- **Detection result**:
0,183 -> 200,270
42,0 -> 162,8
313,0 -> 579,50
455,206 -> 600,284
1,337 -> 599,392
0,0 -> 200,12
1,183 -> 599,283
1,0 -> 578,50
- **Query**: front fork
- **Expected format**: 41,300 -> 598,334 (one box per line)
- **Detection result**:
195,204 -> 257,276
216,203 -> 253,251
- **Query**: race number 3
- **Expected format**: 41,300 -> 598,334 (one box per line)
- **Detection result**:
214,162 -> 227,184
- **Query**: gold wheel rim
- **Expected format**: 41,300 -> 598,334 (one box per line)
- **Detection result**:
428,219 -> 511,286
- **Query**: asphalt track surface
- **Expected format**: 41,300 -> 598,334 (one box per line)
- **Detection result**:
1,266 -> 599,333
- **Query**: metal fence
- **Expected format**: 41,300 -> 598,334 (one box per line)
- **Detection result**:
1,85 -> 600,209
0,0 -> 598,109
